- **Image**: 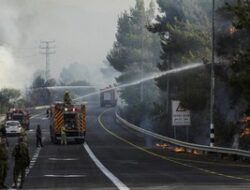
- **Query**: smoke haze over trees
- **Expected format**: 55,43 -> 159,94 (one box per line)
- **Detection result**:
59,63 -> 91,85
0,88 -> 21,113
27,62 -> 93,106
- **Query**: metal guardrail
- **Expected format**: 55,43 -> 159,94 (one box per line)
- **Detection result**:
116,112 -> 250,158
25,105 -> 50,111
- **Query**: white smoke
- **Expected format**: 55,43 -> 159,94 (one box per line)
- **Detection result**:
0,0 -> 155,89
0,0 -> 36,89
0,47 -> 29,89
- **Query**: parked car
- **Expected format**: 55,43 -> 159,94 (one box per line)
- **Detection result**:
5,120 -> 22,135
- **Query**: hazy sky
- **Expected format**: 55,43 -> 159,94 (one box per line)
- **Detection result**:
0,0 -> 153,89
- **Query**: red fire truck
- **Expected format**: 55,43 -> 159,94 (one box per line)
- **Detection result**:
100,86 -> 117,107
49,102 -> 86,144
6,108 -> 30,130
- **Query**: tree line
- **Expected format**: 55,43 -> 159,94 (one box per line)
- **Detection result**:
0,62 -> 92,112
107,0 -> 250,149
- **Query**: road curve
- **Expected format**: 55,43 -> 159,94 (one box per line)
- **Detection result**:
3,105 -> 250,190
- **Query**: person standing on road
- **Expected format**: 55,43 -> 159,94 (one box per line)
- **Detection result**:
20,126 -> 27,144
61,124 -> 67,145
36,124 -> 43,147
0,138 -> 8,189
0,123 -> 8,147
12,137 -> 30,189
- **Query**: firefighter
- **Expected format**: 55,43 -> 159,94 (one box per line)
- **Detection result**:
61,124 -> 67,145
0,123 -> 6,137
12,137 -> 30,189
46,109 -> 50,118
0,138 -> 8,189
0,123 -> 8,147
20,126 -> 27,144
36,125 -> 43,147
64,91 -> 72,105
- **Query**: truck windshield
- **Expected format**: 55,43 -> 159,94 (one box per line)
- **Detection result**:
12,114 -> 23,122
64,113 -> 76,129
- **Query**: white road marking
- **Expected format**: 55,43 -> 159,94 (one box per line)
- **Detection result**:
44,174 -> 86,178
120,160 -> 138,165
83,143 -> 130,190
48,158 -> 79,161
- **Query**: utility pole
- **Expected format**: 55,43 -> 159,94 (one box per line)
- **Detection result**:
40,41 -> 56,82
140,18 -> 144,103
162,32 -> 172,138
210,0 -> 215,147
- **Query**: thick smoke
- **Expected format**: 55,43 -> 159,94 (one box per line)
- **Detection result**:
0,0 -> 36,89
0,0 -> 154,89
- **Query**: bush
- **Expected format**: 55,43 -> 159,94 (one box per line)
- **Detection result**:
239,135 -> 250,150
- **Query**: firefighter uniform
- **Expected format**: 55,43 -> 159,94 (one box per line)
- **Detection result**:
0,124 -> 8,147
64,91 -> 72,105
61,125 -> 67,145
0,138 -> 8,189
20,127 -> 28,144
36,125 -> 43,147
12,138 -> 30,189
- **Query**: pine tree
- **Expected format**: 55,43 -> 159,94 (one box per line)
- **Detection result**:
149,0 -> 211,111
213,0 -> 250,148
148,0 -> 212,141
107,0 -> 161,124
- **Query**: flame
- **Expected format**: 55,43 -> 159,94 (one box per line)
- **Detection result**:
155,143 -> 169,149
241,128 -> 250,137
155,143 -> 203,155
174,147 -> 185,153
192,150 -> 201,155
239,115 -> 250,137
240,116 -> 250,123
229,25 -> 237,36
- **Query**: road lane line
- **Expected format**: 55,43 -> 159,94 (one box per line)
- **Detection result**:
48,158 -> 79,161
83,143 -> 130,190
44,174 -> 86,178
98,109 -> 250,182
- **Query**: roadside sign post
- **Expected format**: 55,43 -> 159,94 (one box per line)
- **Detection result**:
172,100 -> 191,141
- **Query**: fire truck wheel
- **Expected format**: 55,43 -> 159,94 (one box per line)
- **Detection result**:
51,136 -> 59,144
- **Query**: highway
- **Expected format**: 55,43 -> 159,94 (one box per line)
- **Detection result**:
3,104 -> 250,190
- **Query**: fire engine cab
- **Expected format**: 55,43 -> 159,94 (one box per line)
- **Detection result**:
100,86 -> 117,107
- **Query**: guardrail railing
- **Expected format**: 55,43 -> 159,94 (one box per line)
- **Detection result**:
116,112 -> 250,159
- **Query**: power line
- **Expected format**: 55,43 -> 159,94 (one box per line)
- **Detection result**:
40,40 -> 56,82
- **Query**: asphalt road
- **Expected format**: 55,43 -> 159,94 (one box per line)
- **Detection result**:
3,104 -> 250,190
